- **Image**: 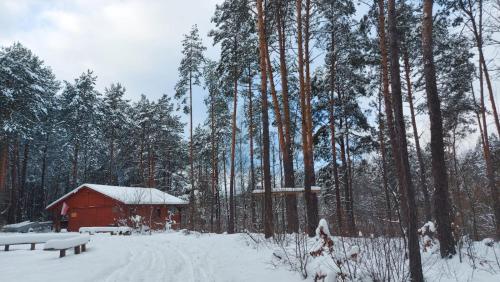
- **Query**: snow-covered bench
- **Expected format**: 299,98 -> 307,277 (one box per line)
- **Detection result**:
43,234 -> 90,258
0,233 -> 78,251
79,226 -> 132,235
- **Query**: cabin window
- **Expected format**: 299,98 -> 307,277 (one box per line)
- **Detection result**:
156,208 -> 161,218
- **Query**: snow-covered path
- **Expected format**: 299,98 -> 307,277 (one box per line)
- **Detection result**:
0,232 -> 301,282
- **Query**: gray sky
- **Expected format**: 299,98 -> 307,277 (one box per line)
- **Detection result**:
0,0 -> 222,131
1,0 -> 498,151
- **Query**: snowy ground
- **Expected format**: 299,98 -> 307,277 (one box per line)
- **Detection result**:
1,230 -> 499,282
0,231 -> 301,282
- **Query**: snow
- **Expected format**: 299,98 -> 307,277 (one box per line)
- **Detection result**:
46,184 -> 189,209
1,230 -> 499,282
2,221 -> 32,229
0,233 -> 79,245
420,221 -> 436,233
0,232 -> 302,282
316,218 -> 331,237
79,227 -> 132,234
43,234 -> 90,250
347,245 -> 360,261
252,186 -> 321,194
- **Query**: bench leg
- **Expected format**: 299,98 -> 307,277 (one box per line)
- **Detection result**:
81,244 -> 86,252
31,243 -> 36,250
4,245 -> 9,251
60,249 -> 66,258
74,245 -> 81,254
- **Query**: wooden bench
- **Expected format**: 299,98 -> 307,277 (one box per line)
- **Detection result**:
43,234 -> 90,258
79,226 -> 132,235
0,233 -> 77,251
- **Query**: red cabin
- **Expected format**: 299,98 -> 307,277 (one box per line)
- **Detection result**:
46,184 -> 189,232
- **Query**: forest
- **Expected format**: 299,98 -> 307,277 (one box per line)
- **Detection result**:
1,0 -> 500,280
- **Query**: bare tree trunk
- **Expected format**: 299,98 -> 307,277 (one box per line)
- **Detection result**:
239,123 -> 246,231
139,129 -> 145,185
377,0 -> 409,226
339,121 -> 350,234
8,139 -> 19,223
304,0 -> 319,233
264,32 -> 298,234
228,76 -> 238,234
0,139 -> 8,192
345,123 -> 355,231
189,72 -> 196,230
18,142 -> 29,220
328,34 -> 342,233
257,0 -> 273,238
223,144 -> 229,227
459,0 -> 500,138
377,84 -> 392,223
70,140 -> 79,189
297,0 -> 318,237
210,87 -> 217,233
403,50 -> 432,222
248,72 -> 257,231
479,52 -> 500,241
388,0 -> 423,279
109,129 -> 116,185
422,0 -> 456,257
276,1 -> 299,234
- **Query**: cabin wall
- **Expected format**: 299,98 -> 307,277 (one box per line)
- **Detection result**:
49,187 -> 122,231
47,186 -> 183,231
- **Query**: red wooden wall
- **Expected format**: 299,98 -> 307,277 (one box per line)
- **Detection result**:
48,186 -> 182,231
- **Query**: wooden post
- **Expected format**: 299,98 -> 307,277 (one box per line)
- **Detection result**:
59,249 -> 66,258
74,245 -> 80,254
4,245 -> 9,251
31,243 -> 35,250
81,244 -> 86,252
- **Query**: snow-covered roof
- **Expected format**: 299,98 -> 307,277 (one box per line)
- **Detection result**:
252,186 -> 321,194
46,184 -> 189,209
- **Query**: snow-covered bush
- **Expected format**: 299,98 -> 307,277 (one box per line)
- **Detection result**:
418,221 -> 437,252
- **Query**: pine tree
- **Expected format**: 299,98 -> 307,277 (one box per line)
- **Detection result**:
175,25 -> 206,230
387,0 -> 423,279
102,83 -> 129,185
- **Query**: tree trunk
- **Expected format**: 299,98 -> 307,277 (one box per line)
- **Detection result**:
210,87 -> 216,233
109,129 -> 115,185
256,0 -> 273,238
403,50 -> 432,222
228,76 -> 238,234
248,72 -> 257,231
297,0 -> 318,237
377,83 -> 392,223
460,0 -> 500,138
264,31 -> 298,234
345,123 -> 355,232
328,34 -> 342,233
478,52 -> 500,241
304,0 -> 319,233
388,0 -> 423,279
0,139 -> 8,192
377,0 -> 409,226
422,0 -> 456,257
189,73 -> 195,230
19,142 -> 29,220
223,144 -> 229,229
8,139 -> 19,223
276,2 -> 299,234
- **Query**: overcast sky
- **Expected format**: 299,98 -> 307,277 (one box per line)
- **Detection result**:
1,0 -> 498,151
0,0 -> 222,131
